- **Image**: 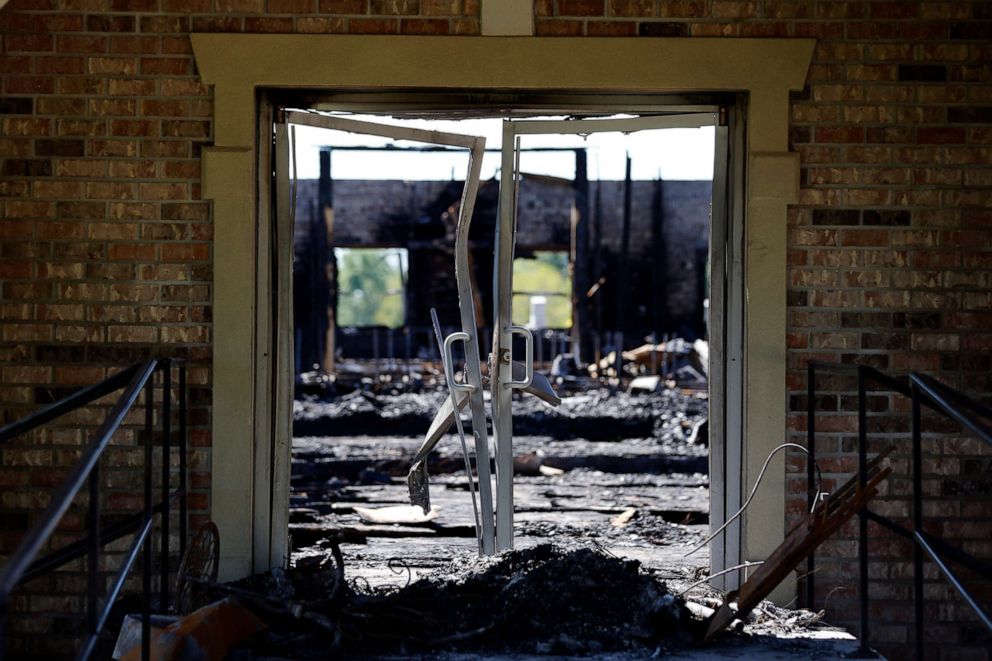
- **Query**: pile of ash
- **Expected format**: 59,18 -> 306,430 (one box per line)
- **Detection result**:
220,544 -> 700,657
514,512 -> 703,548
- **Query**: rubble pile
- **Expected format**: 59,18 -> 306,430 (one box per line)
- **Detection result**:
217,544 -> 699,658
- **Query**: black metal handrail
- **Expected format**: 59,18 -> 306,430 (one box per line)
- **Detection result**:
806,361 -> 992,658
0,358 -> 187,661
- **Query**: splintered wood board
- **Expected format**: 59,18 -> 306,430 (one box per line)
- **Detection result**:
702,449 -> 894,644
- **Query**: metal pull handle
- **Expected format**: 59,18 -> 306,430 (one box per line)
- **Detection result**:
442,331 -> 476,393
504,325 -> 534,389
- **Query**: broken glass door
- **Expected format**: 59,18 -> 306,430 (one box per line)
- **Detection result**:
276,110 -> 725,561
277,112 -> 497,552
492,114 -> 721,552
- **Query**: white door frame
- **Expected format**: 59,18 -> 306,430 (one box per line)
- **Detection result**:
492,112 -> 741,583
265,111 -> 495,567
264,107 -> 745,587
193,36 -> 812,596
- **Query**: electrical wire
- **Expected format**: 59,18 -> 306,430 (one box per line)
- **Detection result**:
684,442 -> 823,559
677,561 -> 765,596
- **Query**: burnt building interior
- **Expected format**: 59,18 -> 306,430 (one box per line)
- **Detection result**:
292,144 -> 711,382
287,126 -> 716,642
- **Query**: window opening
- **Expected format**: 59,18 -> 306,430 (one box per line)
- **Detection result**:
512,251 -> 571,329
334,247 -> 407,328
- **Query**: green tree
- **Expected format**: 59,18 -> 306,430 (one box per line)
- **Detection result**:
335,248 -> 405,327
512,252 -> 572,328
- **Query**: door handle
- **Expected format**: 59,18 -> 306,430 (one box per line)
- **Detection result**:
442,331 -> 476,393
504,325 -> 533,389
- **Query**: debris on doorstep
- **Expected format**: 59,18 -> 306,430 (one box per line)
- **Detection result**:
114,598 -> 265,661
168,542 -> 855,659
702,448 -> 893,643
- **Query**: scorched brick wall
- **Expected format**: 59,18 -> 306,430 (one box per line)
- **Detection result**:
1,0 -> 991,658
534,2 -> 992,658
0,1 -> 479,656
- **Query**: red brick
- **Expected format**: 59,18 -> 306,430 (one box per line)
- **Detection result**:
319,0 -> 366,11
297,16 -> 349,31
815,126 -> 865,143
161,0 -> 211,11
711,0 -> 757,19
557,0 -> 605,17
608,0 -> 652,17
369,0 -> 419,14
5,33 -> 54,52
349,17 -> 399,33
110,160 -> 157,178
141,99 -> 188,117
449,18 -> 479,34
139,57 -> 192,76
400,18 -> 449,34
244,16 -> 295,31
268,0 -> 315,11
108,244 -> 156,261
586,20 -> 636,36
217,0 -> 265,9
109,36 -> 160,55
535,19 -> 584,35
917,127 -> 966,144
421,0 -> 460,16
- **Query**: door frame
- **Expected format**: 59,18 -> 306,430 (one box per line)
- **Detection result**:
192,36 -> 812,601
492,112 -> 728,560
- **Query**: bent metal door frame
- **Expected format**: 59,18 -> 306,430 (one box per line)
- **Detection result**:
272,108 -> 741,585
491,113 -> 731,563
192,36 -> 812,600
265,111 -> 491,570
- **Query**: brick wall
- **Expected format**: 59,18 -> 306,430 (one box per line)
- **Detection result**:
0,1 -> 478,656
532,1 -> 991,657
1,0 -> 991,657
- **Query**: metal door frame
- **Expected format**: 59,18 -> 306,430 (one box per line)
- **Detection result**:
262,103 -> 745,585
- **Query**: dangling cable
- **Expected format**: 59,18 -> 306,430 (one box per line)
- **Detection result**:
684,442 -> 823,559
677,561 -> 765,596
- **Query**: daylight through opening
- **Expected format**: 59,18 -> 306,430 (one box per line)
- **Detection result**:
284,108 -> 722,590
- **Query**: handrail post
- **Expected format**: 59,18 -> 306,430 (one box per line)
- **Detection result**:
87,462 -> 100,637
178,363 -> 187,558
0,600 -> 6,657
142,377 -> 153,661
857,367 -> 871,655
805,362 -> 816,609
160,362 -> 171,612
911,383 -> 924,661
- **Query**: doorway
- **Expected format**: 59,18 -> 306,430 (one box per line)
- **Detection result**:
192,34 -> 812,590
266,102 -> 743,587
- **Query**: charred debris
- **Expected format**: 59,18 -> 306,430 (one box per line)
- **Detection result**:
176,542 -> 841,659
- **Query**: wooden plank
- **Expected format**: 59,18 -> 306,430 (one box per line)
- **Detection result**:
702,453 -> 893,643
